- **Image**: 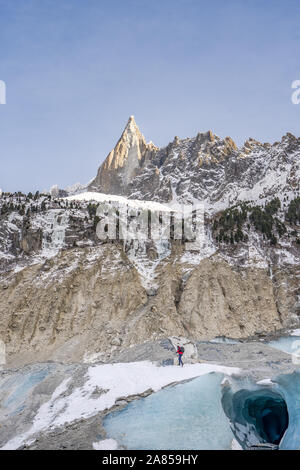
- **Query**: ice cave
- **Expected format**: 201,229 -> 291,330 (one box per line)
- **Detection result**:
103,371 -> 300,450
221,387 -> 288,448
222,371 -> 300,450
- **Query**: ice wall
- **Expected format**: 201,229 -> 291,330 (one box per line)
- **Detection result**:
104,372 -> 235,450
221,372 -> 300,450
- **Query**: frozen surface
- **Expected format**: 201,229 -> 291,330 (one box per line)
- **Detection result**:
104,373 -> 235,450
221,371 -> 300,450
40,210 -> 69,258
267,336 -> 300,356
277,372 -> 300,450
66,192 -> 173,213
290,329 -> 300,337
0,361 -> 239,450
0,364 -> 54,417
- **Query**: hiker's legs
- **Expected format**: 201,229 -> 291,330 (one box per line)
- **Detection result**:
179,355 -> 183,366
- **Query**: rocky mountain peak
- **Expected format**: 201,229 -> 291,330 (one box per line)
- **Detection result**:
88,116 -> 157,195
120,115 -> 144,144
196,130 -> 216,144
82,118 -> 300,207
106,115 -> 147,170
282,132 -> 296,141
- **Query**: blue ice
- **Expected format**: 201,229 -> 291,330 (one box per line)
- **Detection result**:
267,335 -> 300,356
0,365 -> 53,415
103,372 -> 235,450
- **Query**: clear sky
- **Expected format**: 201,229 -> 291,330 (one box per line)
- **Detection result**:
0,0 -> 300,193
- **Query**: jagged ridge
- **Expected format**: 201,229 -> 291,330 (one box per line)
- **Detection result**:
83,117 -> 300,213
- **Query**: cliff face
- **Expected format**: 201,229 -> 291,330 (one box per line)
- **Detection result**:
88,116 -> 158,195
0,187 -> 299,368
0,237 -> 298,368
87,118 -> 300,210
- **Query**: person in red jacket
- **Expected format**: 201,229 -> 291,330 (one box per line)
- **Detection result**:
176,345 -> 184,367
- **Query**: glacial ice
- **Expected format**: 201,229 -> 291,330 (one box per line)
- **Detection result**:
1,359 -> 299,450
103,368 -> 300,450
221,372 -> 300,449
103,372 -> 235,450
267,335 -> 300,357
277,372 -> 300,450
0,365 -> 53,416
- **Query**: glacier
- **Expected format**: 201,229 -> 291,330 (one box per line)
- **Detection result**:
267,334 -> 300,357
103,369 -> 300,450
103,373 -> 235,450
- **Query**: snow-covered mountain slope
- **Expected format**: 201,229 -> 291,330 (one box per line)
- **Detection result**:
82,117 -> 300,214
65,191 -> 173,212
0,192 -> 299,370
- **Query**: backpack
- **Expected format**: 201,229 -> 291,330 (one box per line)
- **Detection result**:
180,346 -> 185,354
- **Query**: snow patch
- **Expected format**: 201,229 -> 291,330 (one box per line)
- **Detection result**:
65,192 -> 174,213
93,439 -> 118,450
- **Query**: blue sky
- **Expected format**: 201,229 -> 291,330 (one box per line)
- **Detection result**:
0,0 -> 299,193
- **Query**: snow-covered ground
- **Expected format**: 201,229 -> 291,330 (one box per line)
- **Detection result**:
1,361 -> 239,450
65,191 -> 174,213
93,438 -> 118,450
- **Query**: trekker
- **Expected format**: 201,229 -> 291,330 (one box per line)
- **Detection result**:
176,345 -> 184,367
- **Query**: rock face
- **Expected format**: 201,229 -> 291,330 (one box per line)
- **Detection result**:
87,117 -> 300,209
0,192 -> 299,367
88,116 -> 158,195
177,258 -> 282,338
0,240 -> 298,368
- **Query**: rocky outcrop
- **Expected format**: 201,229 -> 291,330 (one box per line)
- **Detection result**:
177,258 -> 283,338
21,221 -> 43,254
87,118 -> 300,209
0,242 -> 298,368
88,116 -> 158,195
